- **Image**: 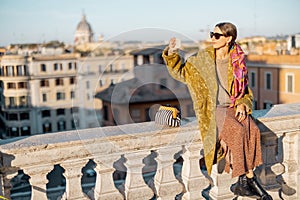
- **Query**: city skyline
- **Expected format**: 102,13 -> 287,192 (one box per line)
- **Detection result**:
1,0 -> 300,46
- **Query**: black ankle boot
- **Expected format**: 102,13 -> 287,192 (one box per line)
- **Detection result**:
247,176 -> 273,200
230,174 -> 256,196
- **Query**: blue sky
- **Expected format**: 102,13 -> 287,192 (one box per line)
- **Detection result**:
0,0 -> 299,46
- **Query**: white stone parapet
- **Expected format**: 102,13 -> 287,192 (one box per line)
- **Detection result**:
0,103 -> 300,200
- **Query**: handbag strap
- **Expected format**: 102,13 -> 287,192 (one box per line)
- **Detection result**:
215,64 -> 231,98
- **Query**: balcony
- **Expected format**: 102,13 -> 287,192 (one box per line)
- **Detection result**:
0,103 -> 299,200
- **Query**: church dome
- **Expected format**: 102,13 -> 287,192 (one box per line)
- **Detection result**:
76,14 -> 93,33
74,14 -> 94,45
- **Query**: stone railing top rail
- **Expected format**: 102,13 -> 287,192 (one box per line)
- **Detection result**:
0,118 -> 199,157
253,103 -> 300,133
1,103 -> 300,153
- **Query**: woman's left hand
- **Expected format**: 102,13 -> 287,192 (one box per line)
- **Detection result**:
235,104 -> 247,122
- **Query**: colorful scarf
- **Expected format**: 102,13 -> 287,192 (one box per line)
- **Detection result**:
229,43 -> 248,107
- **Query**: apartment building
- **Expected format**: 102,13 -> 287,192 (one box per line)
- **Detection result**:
247,54 -> 300,110
0,49 -> 135,138
0,53 -> 79,137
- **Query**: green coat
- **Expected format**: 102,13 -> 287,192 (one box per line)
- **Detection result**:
162,46 -> 253,175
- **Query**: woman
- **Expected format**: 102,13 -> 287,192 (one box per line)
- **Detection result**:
162,22 -> 272,199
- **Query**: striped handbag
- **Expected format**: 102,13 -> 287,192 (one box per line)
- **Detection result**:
155,105 -> 181,127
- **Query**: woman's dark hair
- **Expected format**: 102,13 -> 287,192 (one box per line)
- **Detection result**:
215,22 -> 237,48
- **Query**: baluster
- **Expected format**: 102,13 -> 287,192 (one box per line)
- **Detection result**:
259,132 -> 280,188
93,155 -> 123,200
154,146 -> 183,200
280,131 -> 298,199
209,161 -> 235,200
0,168 -> 18,198
181,142 -> 209,200
124,151 -> 153,199
23,165 -> 53,200
60,160 -> 89,200
0,174 -> 3,196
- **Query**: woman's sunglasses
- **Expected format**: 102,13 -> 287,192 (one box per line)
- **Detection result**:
210,32 -> 224,40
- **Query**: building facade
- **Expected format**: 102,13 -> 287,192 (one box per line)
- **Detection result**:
0,51 -> 134,138
247,54 -> 300,110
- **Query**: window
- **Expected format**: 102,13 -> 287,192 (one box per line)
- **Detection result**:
68,62 -> 73,70
8,127 -> 19,137
9,97 -> 16,107
18,82 -> 28,89
41,110 -> 51,118
143,55 -> 150,64
286,74 -> 294,93
40,80 -> 49,87
17,65 -> 25,76
54,63 -> 59,71
57,120 -> 66,131
253,100 -> 258,110
86,81 -> 90,89
70,77 -> 76,84
265,72 -> 272,90
145,108 -> 151,122
0,67 -> 4,76
55,78 -> 64,86
20,112 -> 30,120
7,82 -> 16,89
56,108 -> 65,116
70,91 -> 75,99
42,93 -> 47,102
250,71 -> 256,88
103,105 -> 109,121
41,64 -> 46,72
6,66 -> 14,76
8,113 -> 18,121
56,92 -> 65,100
43,123 -> 52,133
21,126 -> 30,136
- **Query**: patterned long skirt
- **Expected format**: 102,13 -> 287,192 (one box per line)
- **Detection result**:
216,106 -> 263,177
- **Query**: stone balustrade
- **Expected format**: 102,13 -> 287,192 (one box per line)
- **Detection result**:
0,103 -> 300,200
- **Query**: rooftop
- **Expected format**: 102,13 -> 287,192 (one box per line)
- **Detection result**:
247,54 -> 300,65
